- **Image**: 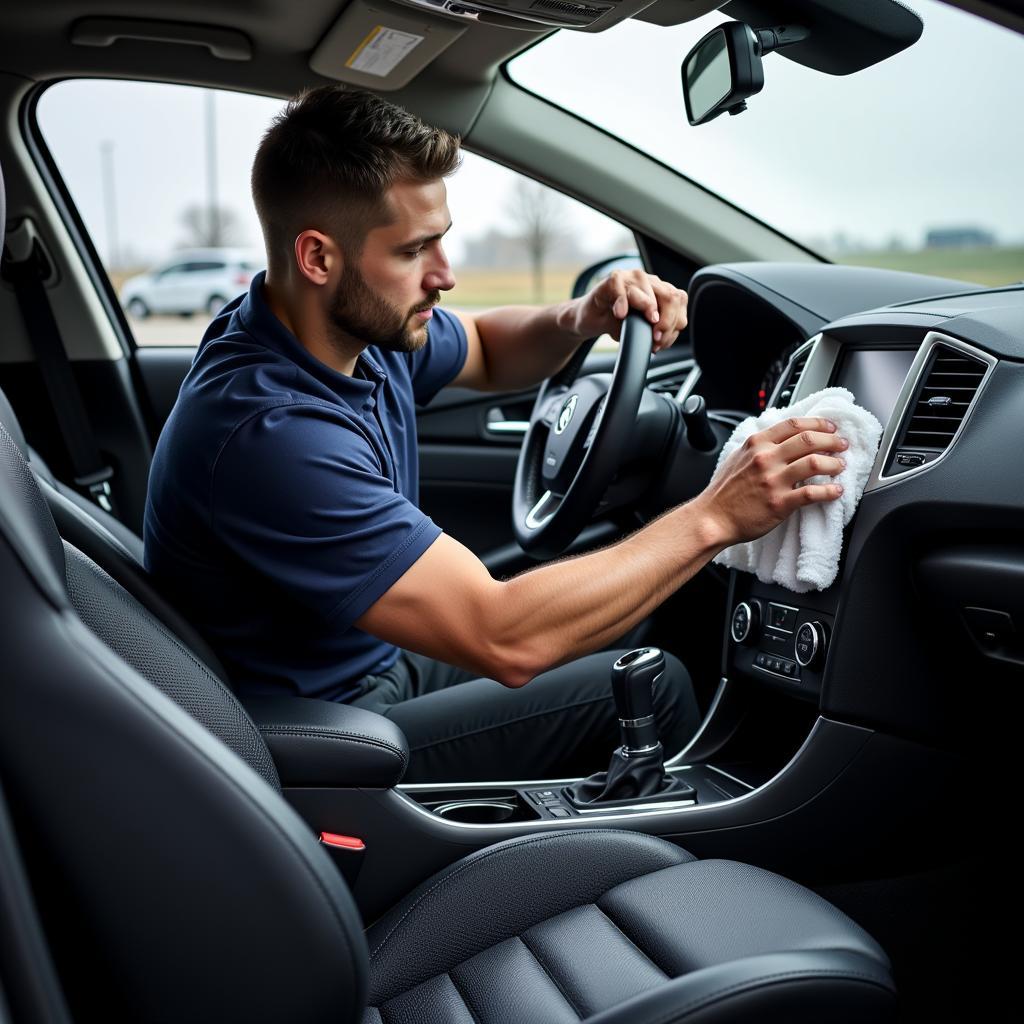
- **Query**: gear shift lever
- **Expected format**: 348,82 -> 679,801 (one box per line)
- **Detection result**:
565,648 -> 696,809
612,647 -> 665,754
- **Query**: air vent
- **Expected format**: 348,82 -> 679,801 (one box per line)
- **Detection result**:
772,344 -> 812,407
646,361 -> 694,399
529,0 -> 610,21
887,345 -> 987,475
649,375 -> 687,397
903,348 -> 985,448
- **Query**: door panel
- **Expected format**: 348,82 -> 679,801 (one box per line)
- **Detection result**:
135,347 -> 196,429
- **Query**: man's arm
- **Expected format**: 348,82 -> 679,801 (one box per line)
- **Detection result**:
356,417 -> 848,686
449,269 -> 688,392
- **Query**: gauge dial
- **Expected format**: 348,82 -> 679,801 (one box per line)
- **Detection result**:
758,342 -> 802,410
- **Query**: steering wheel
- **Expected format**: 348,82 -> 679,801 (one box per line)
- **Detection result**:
513,311 -> 653,559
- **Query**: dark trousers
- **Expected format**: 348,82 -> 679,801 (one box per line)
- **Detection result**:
351,649 -> 700,783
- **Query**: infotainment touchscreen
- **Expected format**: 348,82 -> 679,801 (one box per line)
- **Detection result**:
836,349 -> 918,427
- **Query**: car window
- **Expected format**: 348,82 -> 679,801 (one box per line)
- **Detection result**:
36,80 -> 633,347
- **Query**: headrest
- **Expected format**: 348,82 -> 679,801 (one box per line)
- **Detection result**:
0,386 -> 28,457
0,421 -> 68,609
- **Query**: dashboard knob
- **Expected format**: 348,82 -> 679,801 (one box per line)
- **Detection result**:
794,621 -> 828,669
730,601 -> 759,644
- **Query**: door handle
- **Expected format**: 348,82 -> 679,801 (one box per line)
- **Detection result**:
485,408 -> 529,437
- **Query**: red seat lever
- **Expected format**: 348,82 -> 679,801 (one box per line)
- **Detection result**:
319,832 -> 366,851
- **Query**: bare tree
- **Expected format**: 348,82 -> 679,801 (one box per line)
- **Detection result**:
178,204 -> 245,248
505,180 -> 570,302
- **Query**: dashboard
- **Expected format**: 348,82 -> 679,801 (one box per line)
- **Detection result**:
682,262 -> 1024,753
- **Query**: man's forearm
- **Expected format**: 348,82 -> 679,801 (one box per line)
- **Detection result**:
487,497 -> 725,684
470,301 -> 584,391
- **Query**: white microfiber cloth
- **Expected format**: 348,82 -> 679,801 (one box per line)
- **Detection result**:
711,387 -> 883,592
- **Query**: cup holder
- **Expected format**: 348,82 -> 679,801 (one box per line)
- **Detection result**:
433,800 -> 518,824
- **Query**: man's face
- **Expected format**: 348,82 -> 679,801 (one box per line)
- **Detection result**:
329,178 -> 456,353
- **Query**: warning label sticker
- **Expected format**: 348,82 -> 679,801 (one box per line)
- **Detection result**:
346,27 -> 424,77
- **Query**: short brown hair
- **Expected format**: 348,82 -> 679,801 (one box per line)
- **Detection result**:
251,86 -> 461,269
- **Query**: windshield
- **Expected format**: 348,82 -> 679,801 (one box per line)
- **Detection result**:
509,1 -> 1024,286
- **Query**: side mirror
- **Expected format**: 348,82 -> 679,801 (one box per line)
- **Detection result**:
682,22 -> 808,126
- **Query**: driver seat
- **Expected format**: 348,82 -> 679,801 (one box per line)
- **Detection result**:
0,412 -> 898,1021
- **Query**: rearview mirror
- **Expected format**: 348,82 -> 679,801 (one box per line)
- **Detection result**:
682,23 -> 762,126
682,22 -> 808,126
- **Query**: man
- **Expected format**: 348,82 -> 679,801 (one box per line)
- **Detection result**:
144,86 -> 846,782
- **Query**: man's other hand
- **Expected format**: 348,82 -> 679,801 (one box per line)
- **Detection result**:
571,270 -> 688,353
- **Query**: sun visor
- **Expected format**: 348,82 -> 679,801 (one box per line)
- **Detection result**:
309,1 -> 468,91
721,0 -> 924,75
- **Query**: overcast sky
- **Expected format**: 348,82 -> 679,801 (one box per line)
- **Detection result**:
36,0 -> 1024,268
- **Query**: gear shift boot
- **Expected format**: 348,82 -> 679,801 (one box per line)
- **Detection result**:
565,746 -> 695,809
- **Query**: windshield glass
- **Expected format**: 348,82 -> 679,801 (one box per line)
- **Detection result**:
509,0 -> 1024,286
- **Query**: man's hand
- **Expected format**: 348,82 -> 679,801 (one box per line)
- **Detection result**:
692,417 -> 848,547
569,269 -> 688,353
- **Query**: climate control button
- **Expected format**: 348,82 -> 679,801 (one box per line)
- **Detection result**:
731,601 -> 760,644
795,621 -> 828,669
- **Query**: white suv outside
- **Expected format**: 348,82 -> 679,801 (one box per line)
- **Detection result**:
120,248 -> 263,319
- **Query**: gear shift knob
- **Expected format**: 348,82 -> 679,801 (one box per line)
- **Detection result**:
611,647 -> 665,754
565,646 -> 695,809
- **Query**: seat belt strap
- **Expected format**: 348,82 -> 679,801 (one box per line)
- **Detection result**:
1,226 -> 117,515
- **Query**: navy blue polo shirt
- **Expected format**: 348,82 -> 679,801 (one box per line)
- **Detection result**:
143,272 -> 467,702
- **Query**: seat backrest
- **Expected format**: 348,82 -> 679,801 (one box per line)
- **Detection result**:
0,382 -> 235,681
0,402 -> 367,1020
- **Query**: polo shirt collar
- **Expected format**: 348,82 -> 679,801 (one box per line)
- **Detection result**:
236,271 -> 385,408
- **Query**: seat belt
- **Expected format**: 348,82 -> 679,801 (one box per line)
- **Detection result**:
1,219 -> 117,515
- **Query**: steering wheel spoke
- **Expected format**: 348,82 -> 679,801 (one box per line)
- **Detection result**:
537,389 -> 568,428
524,490 -> 564,531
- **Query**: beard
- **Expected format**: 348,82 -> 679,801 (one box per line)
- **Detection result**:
328,263 -> 439,355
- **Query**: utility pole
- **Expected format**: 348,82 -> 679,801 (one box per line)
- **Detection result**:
100,140 -> 119,269
205,90 -> 219,245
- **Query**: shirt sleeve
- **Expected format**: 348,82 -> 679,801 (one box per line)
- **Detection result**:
210,402 -> 441,629
407,307 -> 467,406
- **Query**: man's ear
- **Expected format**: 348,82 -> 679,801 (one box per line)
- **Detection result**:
294,230 -> 340,286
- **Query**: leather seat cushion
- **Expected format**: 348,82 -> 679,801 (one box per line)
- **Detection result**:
363,829 -> 895,1023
